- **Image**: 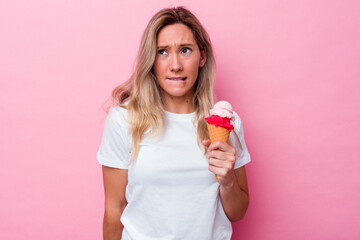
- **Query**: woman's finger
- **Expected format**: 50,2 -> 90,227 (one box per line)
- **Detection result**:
207,150 -> 236,162
208,141 -> 236,155
202,139 -> 211,147
208,157 -> 234,169
208,164 -> 227,176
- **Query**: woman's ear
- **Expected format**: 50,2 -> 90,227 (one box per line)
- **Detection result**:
199,47 -> 207,67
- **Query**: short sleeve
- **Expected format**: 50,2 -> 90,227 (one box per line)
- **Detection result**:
96,107 -> 131,169
229,111 -> 251,169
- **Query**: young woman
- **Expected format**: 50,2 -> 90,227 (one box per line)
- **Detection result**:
97,7 -> 251,240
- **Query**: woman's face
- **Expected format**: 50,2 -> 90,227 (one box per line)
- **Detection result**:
153,23 -> 206,104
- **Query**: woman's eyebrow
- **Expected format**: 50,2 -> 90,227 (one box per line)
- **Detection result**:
157,43 -> 194,48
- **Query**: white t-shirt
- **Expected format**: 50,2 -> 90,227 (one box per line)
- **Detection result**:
97,106 -> 251,240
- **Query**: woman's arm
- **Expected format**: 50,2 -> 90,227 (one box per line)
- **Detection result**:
203,140 -> 249,222
102,166 -> 128,240
219,166 -> 249,222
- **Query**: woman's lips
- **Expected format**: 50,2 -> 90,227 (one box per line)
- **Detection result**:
167,77 -> 187,81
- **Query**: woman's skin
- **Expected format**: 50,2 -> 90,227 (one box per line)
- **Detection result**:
153,23 -> 206,114
102,167 -> 127,240
102,23 -> 249,240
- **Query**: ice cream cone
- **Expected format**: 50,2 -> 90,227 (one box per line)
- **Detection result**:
207,123 -> 230,143
205,101 -> 235,182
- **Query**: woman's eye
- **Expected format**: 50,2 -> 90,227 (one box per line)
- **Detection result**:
157,49 -> 167,55
182,48 -> 191,54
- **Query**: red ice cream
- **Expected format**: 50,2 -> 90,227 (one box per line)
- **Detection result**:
205,115 -> 234,132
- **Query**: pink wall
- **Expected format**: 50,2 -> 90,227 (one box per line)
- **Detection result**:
1,0 -> 359,239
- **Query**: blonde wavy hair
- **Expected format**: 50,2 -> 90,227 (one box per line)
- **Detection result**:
111,7 -> 216,161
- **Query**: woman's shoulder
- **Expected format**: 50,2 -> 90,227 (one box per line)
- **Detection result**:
107,104 -> 129,128
109,104 -> 128,114
232,110 -> 243,130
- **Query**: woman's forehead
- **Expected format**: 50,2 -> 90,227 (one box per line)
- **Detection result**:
156,24 -> 196,47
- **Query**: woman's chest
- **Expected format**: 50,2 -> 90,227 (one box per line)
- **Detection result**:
128,120 -> 215,187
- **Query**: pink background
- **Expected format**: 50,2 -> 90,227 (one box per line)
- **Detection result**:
1,0 -> 359,239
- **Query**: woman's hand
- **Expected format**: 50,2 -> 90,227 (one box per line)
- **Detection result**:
202,139 -> 250,221
202,139 -> 237,188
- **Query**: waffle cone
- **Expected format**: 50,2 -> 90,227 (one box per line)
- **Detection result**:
207,123 -> 230,143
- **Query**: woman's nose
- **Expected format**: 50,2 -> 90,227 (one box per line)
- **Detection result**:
170,54 -> 183,72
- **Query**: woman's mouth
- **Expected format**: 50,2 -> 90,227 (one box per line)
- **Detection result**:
167,77 -> 187,81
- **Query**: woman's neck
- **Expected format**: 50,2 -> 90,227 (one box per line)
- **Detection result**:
163,96 -> 195,114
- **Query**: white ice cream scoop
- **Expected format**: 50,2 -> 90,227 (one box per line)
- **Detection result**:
209,101 -> 234,120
